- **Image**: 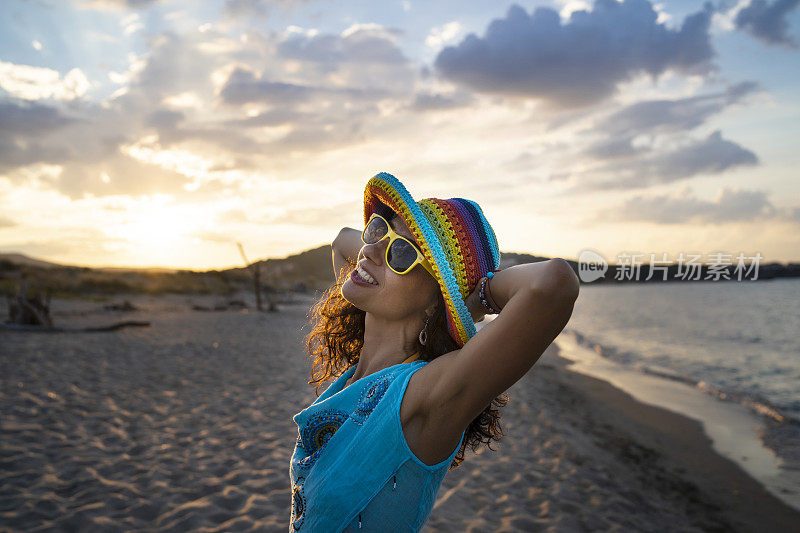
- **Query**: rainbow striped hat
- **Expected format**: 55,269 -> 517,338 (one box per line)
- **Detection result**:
363,172 -> 501,348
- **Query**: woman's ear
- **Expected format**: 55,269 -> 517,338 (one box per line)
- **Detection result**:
424,303 -> 438,320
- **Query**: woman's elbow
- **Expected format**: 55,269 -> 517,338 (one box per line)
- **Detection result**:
534,258 -> 580,303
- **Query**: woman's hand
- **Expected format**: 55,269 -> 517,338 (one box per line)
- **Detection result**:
464,278 -> 489,324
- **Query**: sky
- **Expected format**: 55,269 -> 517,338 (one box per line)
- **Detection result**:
0,0 -> 799,270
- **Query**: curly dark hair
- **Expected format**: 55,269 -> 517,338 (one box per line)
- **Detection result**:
301,253 -> 509,471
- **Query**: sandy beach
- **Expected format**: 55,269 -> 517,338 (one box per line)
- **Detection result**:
1,292 -> 799,532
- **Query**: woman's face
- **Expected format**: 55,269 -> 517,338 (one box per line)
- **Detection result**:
342,213 -> 439,320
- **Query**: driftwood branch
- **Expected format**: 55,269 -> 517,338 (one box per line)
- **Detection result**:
4,277 -> 151,332
236,241 -> 277,312
0,320 -> 151,333
5,279 -> 55,326
20,296 -> 53,327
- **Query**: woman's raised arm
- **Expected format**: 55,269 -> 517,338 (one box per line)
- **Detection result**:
417,259 -> 580,434
331,227 -> 363,280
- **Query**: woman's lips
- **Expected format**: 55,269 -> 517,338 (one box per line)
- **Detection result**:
351,268 -> 377,286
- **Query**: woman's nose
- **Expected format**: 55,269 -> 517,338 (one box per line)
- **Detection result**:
360,238 -> 387,265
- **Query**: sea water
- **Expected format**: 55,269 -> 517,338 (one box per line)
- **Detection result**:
547,278 -> 800,510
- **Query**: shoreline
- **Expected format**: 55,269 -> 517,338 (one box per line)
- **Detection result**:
541,342 -> 800,533
554,326 -> 800,513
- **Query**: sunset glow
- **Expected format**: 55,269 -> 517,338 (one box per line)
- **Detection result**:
0,1 -> 798,269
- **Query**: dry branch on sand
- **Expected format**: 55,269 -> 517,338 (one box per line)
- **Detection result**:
2,280 -> 150,333
4,279 -> 54,327
237,242 -> 278,312
0,321 -> 151,333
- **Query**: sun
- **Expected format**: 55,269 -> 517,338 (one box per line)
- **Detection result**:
116,196 -> 193,256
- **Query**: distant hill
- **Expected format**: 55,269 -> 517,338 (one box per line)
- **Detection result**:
95,266 -> 181,274
499,252 -> 551,268
0,253 -> 180,273
0,247 -> 340,298
1,248 -> 798,301
0,253 -> 63,269
223,245 -> 339,293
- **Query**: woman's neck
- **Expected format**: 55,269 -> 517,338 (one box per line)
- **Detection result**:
347,350 -> 420,386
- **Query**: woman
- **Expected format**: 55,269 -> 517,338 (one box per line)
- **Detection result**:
289,172 -> 579,531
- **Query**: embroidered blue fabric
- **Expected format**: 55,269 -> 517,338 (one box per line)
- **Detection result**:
289,360 -> 465,532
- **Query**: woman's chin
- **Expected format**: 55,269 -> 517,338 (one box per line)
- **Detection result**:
340,280 -> 362,302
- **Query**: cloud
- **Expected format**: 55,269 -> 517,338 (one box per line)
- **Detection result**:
582,130 -> 758,189
142,108 -> 265,154
0,98 -> 193,199
0,215 -> 17,228
584,81 -> 760,158
213,65 -> 385,152
0,22 -> 419,201
213,23 -> 416,149
216,208 -> 251,224
219,68 -> 314,105
278,201 -> 360,226
564,81 -> 762,189
223,0 -> 270,19
734,0 -> 800,47
191,229 -> 234,243
425,21 -> 463,49
0,101 -> 76,172
601,185 -> 786,224
121,13 -> 144,35
222,0 -> 313,20
219,24 -> 414,106
406,90 -> 475,111
0,100 -> 75,134
81,0 -> 163,9
433,1 -> 716,108
130,31 -> 229,101
0,61 -> 91,101
56,154 -> 192,200
277,24 -> 407,66
220,108 -> 303,128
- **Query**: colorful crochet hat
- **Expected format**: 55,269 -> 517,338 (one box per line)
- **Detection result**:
363,171 -> 501,348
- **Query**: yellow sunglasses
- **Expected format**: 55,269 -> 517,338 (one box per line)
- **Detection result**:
361,213 -> 435,277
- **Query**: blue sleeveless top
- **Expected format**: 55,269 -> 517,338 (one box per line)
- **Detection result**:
289,360 -> 465,532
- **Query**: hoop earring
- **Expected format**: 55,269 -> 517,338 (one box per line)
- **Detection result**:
419,314 -> 431,346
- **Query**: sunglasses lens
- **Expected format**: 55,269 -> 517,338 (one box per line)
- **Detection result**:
388,238 -> 418,273
363,216 -> 388,244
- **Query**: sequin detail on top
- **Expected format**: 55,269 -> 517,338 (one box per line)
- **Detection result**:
296,409 -> 349,470
291,476 -> 306,530
351,374 -> 391,425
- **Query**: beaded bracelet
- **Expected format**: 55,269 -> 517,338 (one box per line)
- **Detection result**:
478,271 -> 502,314
484,271 -> 502,311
